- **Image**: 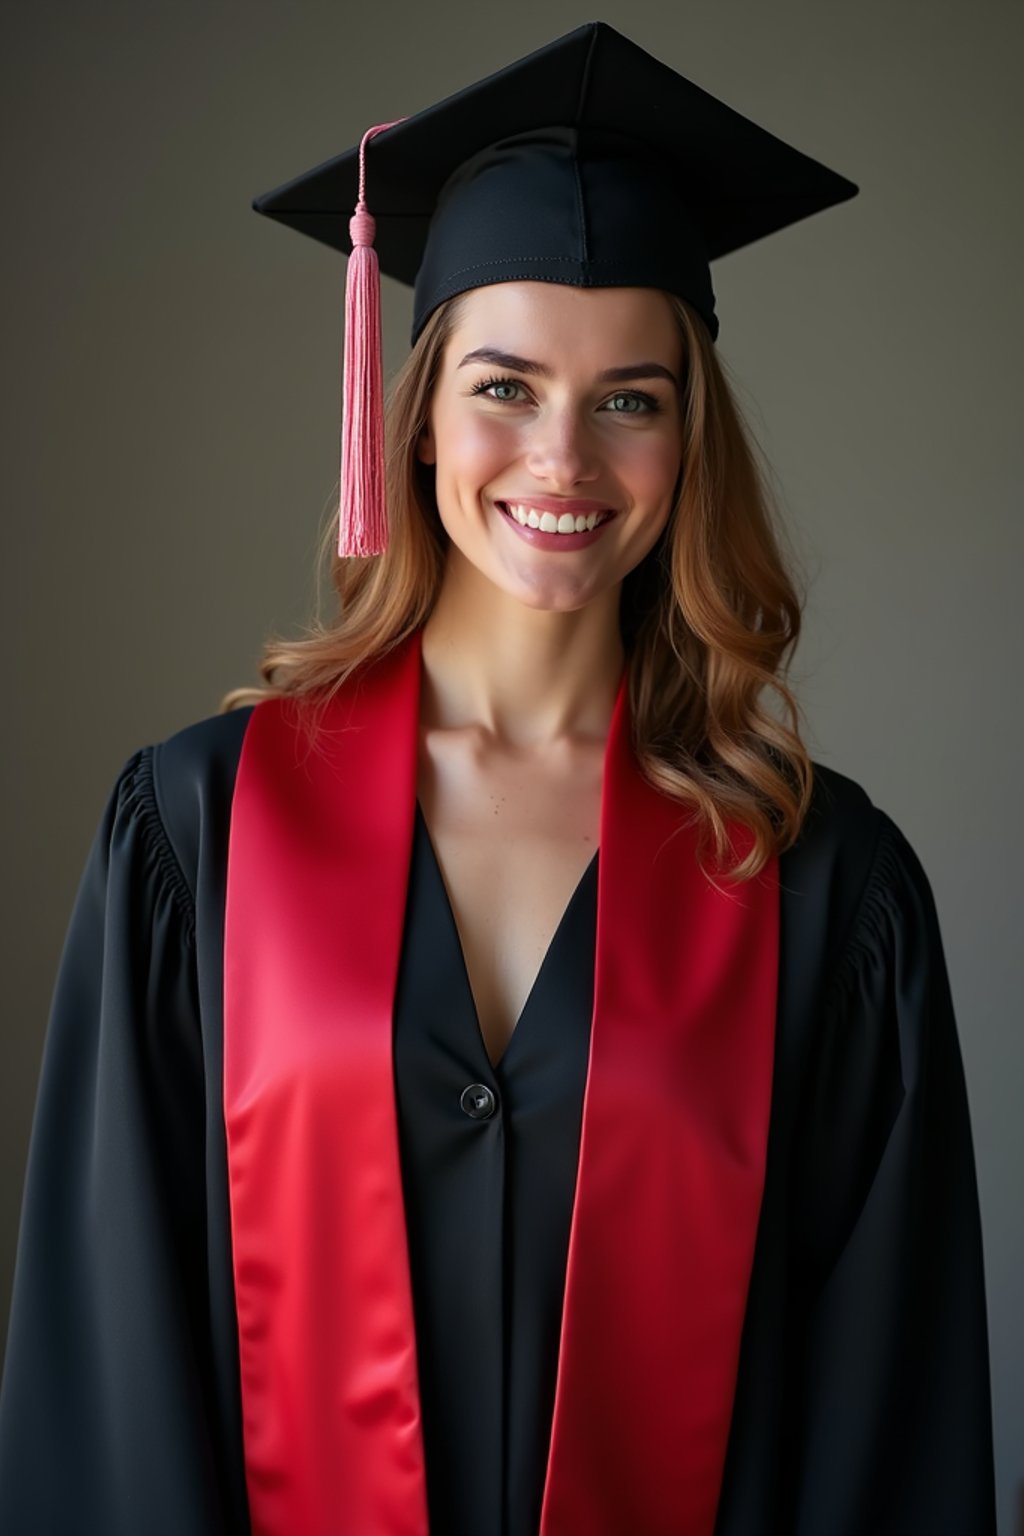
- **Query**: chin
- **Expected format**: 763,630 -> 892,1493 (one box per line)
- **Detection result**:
499,571 -> 605,613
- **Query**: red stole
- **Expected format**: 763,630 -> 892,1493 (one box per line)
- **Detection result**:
223,626 -> 779,1535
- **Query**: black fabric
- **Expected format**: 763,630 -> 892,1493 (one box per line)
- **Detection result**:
250,21 -> 859,345
0,712 -> 253,1536
395,804 -> 597,1536
0,708 -> 997,1535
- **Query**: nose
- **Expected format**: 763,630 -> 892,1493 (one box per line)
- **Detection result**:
522,402 -> 602,488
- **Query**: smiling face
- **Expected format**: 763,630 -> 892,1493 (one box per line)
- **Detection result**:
416,282 -> 685,614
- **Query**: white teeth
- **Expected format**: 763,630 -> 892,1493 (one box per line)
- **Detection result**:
504,501 -> 609,535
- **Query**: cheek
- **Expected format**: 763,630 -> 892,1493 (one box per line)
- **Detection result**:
618,431 -> 683,497
436,410 -> 520,481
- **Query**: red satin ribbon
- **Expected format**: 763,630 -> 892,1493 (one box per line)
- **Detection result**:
224,627 -> 779,1535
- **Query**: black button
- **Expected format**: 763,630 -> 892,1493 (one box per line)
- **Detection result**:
460,1083 -> 497,1120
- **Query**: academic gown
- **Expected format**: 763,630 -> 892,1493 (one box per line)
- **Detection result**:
0,665 -> 997,1535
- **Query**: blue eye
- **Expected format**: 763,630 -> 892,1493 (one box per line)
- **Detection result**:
606,392 -> 648,414
470,376 -> 525,403
468,375 -> 661,414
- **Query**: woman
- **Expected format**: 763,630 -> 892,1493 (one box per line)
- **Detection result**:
0,21 -> 997,1536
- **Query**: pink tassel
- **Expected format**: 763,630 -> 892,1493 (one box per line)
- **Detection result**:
338,119 -> 406,558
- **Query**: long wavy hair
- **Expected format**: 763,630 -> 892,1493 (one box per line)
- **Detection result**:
221,290 -> 814,883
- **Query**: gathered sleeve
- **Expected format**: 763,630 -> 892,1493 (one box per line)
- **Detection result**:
791,813 -> 997,1535
0,749 -> 233,1534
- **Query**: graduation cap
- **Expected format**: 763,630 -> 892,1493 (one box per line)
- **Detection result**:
252,21 -> 858,558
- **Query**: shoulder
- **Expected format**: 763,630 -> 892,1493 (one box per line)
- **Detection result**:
139,704 -> 255,902
151,704 -> 254,809
781,760 -> 940,993
809,758 -> 937,909
781,759 -> 886,916
793,758 -> 883,862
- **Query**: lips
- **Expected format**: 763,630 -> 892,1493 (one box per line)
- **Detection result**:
497,497 -> 617,552
497,503 -> 614,534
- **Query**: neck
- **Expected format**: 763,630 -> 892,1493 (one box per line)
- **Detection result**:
419,550 -> 625,750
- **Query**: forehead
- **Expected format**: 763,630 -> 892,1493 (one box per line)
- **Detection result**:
448,281 -> 680,360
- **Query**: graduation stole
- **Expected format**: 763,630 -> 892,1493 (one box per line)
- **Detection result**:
223,625 -> 779,1536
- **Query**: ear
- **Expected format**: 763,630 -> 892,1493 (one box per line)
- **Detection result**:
415,425 -> 436,466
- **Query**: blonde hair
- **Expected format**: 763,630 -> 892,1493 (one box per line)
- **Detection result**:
222,291 -> 814,882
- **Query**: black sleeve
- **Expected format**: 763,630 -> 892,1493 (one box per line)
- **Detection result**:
0,749 -> 232,1534
792,814 -> 997,1536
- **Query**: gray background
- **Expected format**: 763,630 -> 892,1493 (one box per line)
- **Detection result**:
2,0 -> 1021,1529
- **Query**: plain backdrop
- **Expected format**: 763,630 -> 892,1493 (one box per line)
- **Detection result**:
2,1 -> 1021,1529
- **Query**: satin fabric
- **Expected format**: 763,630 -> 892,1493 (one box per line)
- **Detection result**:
222,627 -> 779,1536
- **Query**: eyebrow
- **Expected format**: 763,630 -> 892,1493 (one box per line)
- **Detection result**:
457,346 -> 679,388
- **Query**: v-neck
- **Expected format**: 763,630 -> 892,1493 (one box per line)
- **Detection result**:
413,800 -> 599,1073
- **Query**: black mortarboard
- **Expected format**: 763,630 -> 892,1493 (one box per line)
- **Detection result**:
252,21 -> 858,556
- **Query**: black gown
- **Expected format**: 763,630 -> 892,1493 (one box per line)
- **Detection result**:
0,705 -> 997,1535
